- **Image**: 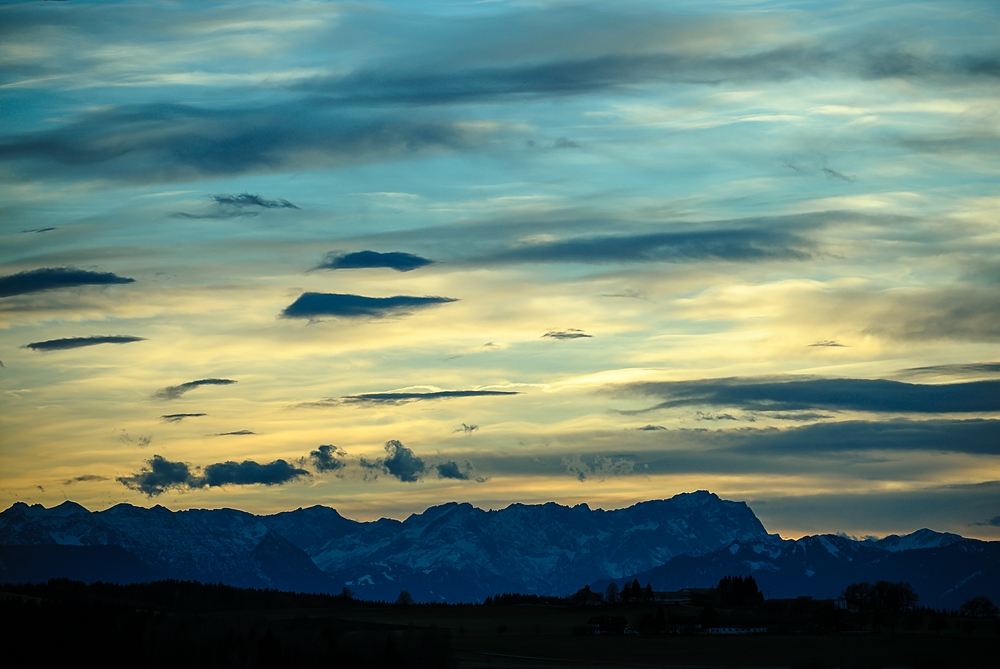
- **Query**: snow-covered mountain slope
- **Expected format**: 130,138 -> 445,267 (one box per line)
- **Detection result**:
611,532 -> 999,609
308,492 -> 771,602
0,501 -> 335,593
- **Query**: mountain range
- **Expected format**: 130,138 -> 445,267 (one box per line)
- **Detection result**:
1,492 -> 995,608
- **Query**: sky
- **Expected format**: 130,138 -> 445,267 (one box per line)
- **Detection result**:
1,0 -> 998,540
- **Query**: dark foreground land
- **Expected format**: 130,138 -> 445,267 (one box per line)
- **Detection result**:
2,580 -> 997,668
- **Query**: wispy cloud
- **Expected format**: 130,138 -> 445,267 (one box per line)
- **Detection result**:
808,340 -> 846,348
436,460 -> 485,482
24,335 -> 145,351
160,413 -> 206,423
619,377 -> 1000,414
0,267 -> 134,298
280,293 -> 457,320
153,378 -> 236,401
63,474 -> 108,485
216,430 -> 255,436
212,193 -> 298,209
315,250 -> 434,272
328,389 -> 518,406
543,329 -> 592,340
454,423 -> 479,434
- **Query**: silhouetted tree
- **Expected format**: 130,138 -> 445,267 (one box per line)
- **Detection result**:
605,582 -> 619,604
960,596 -> 998,618
717,575 -> 763,606
396,590 -> 414,606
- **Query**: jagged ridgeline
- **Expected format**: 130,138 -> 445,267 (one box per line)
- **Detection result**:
1,492 -> 996,608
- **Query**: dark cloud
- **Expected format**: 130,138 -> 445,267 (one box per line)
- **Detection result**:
24,335 -> 146,351
634,424 -> 667,431
436,460 -> 485,482
0,267 -> 134,298
478,228 -> 810,266
153,378 -> 236,401
216,430 -> 255,436
619,377 -> 1000,414
212,193 -> 298,209
454,423 -> 479,433
809,340 -> 846,347
562,454 -> 635,482
117,455 -> 196,496
310,444 -> 347,473
20,227 -> 56,233
553,137 -> 579,149
335,389 -> 519,406
63,474 -> 108,485
118,454 -> 309,496
543,329 -> 592,340
0,102 -> 489,183
160,413 -> 206,423
171,210 -> 257,220
898,362 -> 1000,379
280,292 -> 457,320
360,440 -> 426,483
695,411 -> 745,422
316,250 -> 434,272
200,459 -> 309,488
990,516 -> 1000,528
718,419 -> 1000,456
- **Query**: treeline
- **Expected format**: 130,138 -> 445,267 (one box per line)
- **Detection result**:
0,579 -> 453,669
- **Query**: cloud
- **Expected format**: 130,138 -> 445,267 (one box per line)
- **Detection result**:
160,413 -> 206,423
619,377 -> 1000,414
212,193 -> 298,209
634,424 -> 667,431
117,455 -> 196,496
454,423 -> 479,433
0,102 -> 490,184
315,250 -> 434,272
153,378 -> 236,401
334,389 -> 519,406
553,137 -> 579,149
990,516 -> 1000,528
0,267 -> 134,298
280,292 -> 457,320
809,340 -> 846,347
118,454 -> 309,496
200,459 -> 309,488
543,329 -> 592,340
216,430 -> 256,436
477,228 -> 811,266
695,411 -> 745,422
898,362 -> 1000,379
24,335 -> 146,352
20,227 -> 56,233
360,440 -> 426,483
63,474 -> 108,485
436,460 -> 485,482
310,444 -> 347,473
561,454 -> 635,482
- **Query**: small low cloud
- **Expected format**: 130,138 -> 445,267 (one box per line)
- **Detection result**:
335,389 -> 519,406
360,440 -> 426,483
809,340 -> 847,347
634,424 -> 667,431
543,329 -> 592,340
316,250 -> 434,272
280,292 -> 457,320
153,378 -> 236,401
25,335 -> 146,352
310,444 -> 347,473
454,423 -> 479,433
695,411 -> 745,422
436,460 -> 486,482
562,454 -> 635,482
117,430 -> 151,448
602,289 -> 642,299
118,454 -> 309,496
0,267 -> 134,298
201,459 -> 309,487
216,430 -> 256,436
160,413 -> 207,423
212,193 -> 299,209
63,474 -> 108,485
899,362 -> 1000,378
972,515 -> 1000,527
20,227 -> 56,234
553,137 -> 579,149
